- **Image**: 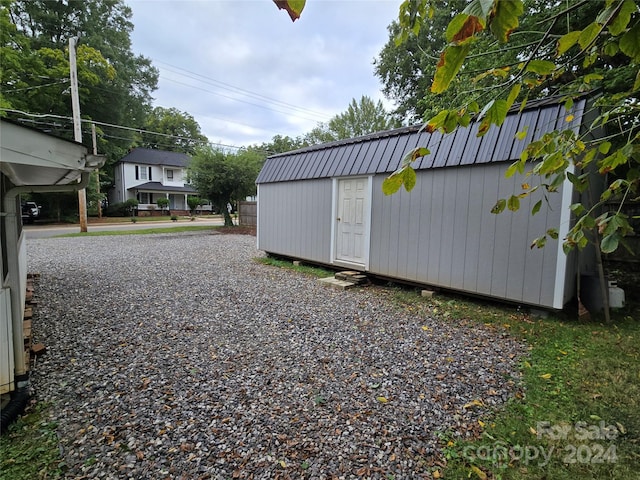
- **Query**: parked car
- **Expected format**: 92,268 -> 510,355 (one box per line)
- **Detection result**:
21,201 -> 41,224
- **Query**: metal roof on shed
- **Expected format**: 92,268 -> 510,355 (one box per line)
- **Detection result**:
256,97 -> 587,184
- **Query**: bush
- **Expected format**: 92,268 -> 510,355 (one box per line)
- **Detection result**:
105,199 -> 139,217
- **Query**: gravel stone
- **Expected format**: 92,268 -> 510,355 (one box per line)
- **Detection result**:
27,232 -> 524,479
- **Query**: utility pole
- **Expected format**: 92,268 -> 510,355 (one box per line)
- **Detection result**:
92,122 -> 102,218
69,36 -> 88,232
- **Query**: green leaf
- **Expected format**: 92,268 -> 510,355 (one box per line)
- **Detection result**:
426,110 -> 449,132
446,13 -> 485,44
273,0 -> 306,21
599,141 -> 612,154
506,83 -> 521,109
620,24 -> 640,61
489,0 -> 524,43
530,235 -> 546,249
579,22 -> 601,51
410,147 -> 431,163
607,0 -> 637,36
557,30 -> 581,56
463,0 -> 494,20
598,147 -> 630,174
525,60 -> 556,76
401,147 -> 430,167
516,127 -> 528,141
583,73 -> 604,83
505,160 -> 522,178
547,228 -> 559,240
477,99 -> 508,136
491,198 -> 506,214
570,202 -> 586,215
531,200 -> 542,215
581,148 -> 598,166
458,112 -> 471,127
507,195 -> 520,212
444,110 -> 459,133
537,151 -> 565,175
634,69 -> 640,92
403,166 -> 417,192
564,97 -> 574,111
604,41 -> 619,57
601,233 -> 620,254
432,43 -> 472,94
382,173 -> 403,195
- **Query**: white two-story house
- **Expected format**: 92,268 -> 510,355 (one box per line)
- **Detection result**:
111,148 -> 203,214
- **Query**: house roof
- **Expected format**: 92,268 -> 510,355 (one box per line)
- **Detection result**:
118,148 -> 191,167
256,96 -> 587,184
127,182 -> 197,193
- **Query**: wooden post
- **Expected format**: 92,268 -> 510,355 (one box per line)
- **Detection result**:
69,37 -> 87,232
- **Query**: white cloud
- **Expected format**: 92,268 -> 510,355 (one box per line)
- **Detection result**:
129,0 -> 400,147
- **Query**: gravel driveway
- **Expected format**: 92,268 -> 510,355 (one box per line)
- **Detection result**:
27,232 -> 523,479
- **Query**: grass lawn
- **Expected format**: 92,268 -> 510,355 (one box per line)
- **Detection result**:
55,225 -> 216,237
2,256 -> 638,479
385,288 -> 639,479
0,403 -> 63,480
86,215 -> 222,224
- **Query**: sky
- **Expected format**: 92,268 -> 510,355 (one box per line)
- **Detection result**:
127,0 -> 401,149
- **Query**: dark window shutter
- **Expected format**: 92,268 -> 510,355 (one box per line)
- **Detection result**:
135,165 -> 139,180
148,167 -> 152,181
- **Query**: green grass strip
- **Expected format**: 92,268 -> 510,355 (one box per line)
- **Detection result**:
54,225 -> 216,237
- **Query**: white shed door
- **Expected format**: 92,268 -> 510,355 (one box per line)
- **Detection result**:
335,177 -> 368,266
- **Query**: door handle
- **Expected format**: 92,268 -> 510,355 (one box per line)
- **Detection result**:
337,217 -> 341,221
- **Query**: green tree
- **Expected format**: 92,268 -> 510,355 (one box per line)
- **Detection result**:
156,197 -> 169,215
385,0 -> 638,255
304,95 -> 399,145
374,0 -> 471,122
188,147 -> 262,226
257,134 -> 308,155
3,0 -> 158,175
139,106 -> 208,154
187,196 -> 203,215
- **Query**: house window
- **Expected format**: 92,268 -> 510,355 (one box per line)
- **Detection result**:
166,169 -> 174,181
140,166 -> 148,180
139,192 -> 150,204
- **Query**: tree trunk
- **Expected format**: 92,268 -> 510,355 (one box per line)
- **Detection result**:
222,209 -> 234,226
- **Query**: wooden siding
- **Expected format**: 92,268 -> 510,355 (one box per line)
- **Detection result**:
238,201 -> 257,227
369,164 -> 565,308
257,179 -> 332,263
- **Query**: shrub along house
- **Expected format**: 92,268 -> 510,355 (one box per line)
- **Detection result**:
256,97 -> 602,310
110,148 -> 208,215
0,119 -> 104,427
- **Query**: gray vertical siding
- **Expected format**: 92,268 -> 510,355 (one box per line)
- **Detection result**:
369,163 -> 564,308
257,179 -> 332,263
256,97 -> 592,309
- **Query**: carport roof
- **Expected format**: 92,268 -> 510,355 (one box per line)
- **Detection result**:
256,96 -> 588,185
0,118 -> 104,186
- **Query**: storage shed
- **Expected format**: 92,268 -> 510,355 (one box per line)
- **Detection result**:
256,97 -> 599,310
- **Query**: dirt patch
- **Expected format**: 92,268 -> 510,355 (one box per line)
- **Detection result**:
216,225 -> 256,236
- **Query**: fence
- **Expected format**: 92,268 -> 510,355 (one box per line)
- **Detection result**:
239,201 -> 257,226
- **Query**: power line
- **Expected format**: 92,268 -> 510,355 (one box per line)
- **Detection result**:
160,76 -> 327,124
155,60 -> 331,121
0,108 -> 245,151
